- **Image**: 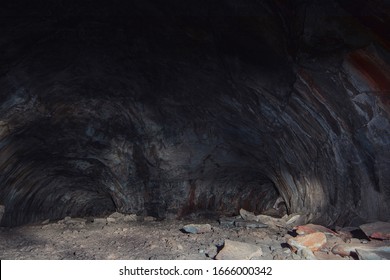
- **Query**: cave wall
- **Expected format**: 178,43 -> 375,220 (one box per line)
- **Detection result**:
0,0 -> 389,226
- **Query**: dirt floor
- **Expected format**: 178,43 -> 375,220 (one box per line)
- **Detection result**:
6,212 -> 385,260
0,214 -> 310,260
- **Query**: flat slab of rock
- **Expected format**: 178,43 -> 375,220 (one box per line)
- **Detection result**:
234,220 -> 268,229
219,217 -> 237,227
332,243 -> 390,259
216,240 -> 263,260
356,249 -> 390,260
288,232 -> 327,252
360,221 -> 390,240
295,224 -> 336,235
239,209 -> 283,227
182,224 -> 212,234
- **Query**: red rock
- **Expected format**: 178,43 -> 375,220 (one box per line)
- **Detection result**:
288,232 -> 327,252
295,224 -> 336,235
360,221 -> 390,240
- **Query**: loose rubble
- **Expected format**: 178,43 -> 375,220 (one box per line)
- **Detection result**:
0,209 -> 389,260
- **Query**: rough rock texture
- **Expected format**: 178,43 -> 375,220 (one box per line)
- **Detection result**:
360,222 -> 390,240
0,0 -> 389,226
288,232 -> 327,252
215,239 -> 263,260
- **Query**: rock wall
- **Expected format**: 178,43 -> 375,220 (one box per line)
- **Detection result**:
0,0 -> 389,226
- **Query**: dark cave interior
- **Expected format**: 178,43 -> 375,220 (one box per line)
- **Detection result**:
0,0 -> 389,228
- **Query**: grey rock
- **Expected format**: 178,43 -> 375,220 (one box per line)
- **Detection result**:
332,243 -> 390,259
182,224 -> 212,234
356,249 -> 389,260
123,214 -> 138,222
219,217 -> 237,227
234,220 -> 268,229
360,221 -> 390,240
215,240 -> 263,260
93,218 -> 108,224
108,212 -> 125,220
0,205 -> 5,223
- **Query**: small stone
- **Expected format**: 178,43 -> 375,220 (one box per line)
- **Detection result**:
144,216 -> 157,222
234,220 -> 268,229
298,247 -> 317,260
215,240 -> 263,260
106,217 -> 116,223
177,244 -> 183,250
360,221 -> 390,240
108,212 -> 125,219
219,216 -> 236,227
65,218 -> 86,224
123,214 -> 137,222
285,214 -> 307,227
313,251 -> 346,260
205,245 -> 218,259
41,219 -> 50,225
0,205 -> 4,222
239,209 -> 258,221
93,218 -> 108,224
182,224 -> 212,234
288,232 -> 327,252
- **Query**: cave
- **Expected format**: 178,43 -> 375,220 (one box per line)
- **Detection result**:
0,0 -> 389,236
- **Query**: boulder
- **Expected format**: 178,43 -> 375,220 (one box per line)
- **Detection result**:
332,243 -> 390,259
360,221 -> 390,240
215,240 -> 263,260
288,232 -> 327,252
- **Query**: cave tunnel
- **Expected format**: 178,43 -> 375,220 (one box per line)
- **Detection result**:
0,0 -> 389,228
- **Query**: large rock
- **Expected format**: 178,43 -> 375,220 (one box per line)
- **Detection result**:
288,232 -> 327,252
360,222 -> 390,240
215,240 -> 263,260
332,243 -> 390,259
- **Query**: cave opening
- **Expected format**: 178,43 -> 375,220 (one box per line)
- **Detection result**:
0,0 -> 389,230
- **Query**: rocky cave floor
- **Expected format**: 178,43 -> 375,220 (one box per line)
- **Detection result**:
1,210 -> 389,260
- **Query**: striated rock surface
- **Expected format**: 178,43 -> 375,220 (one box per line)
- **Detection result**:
0,0 -> 389,226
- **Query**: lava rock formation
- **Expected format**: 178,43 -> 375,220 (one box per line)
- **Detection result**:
0,0 -> 389,227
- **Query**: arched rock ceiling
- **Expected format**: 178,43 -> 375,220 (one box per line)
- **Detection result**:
0,0 -> 389,226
